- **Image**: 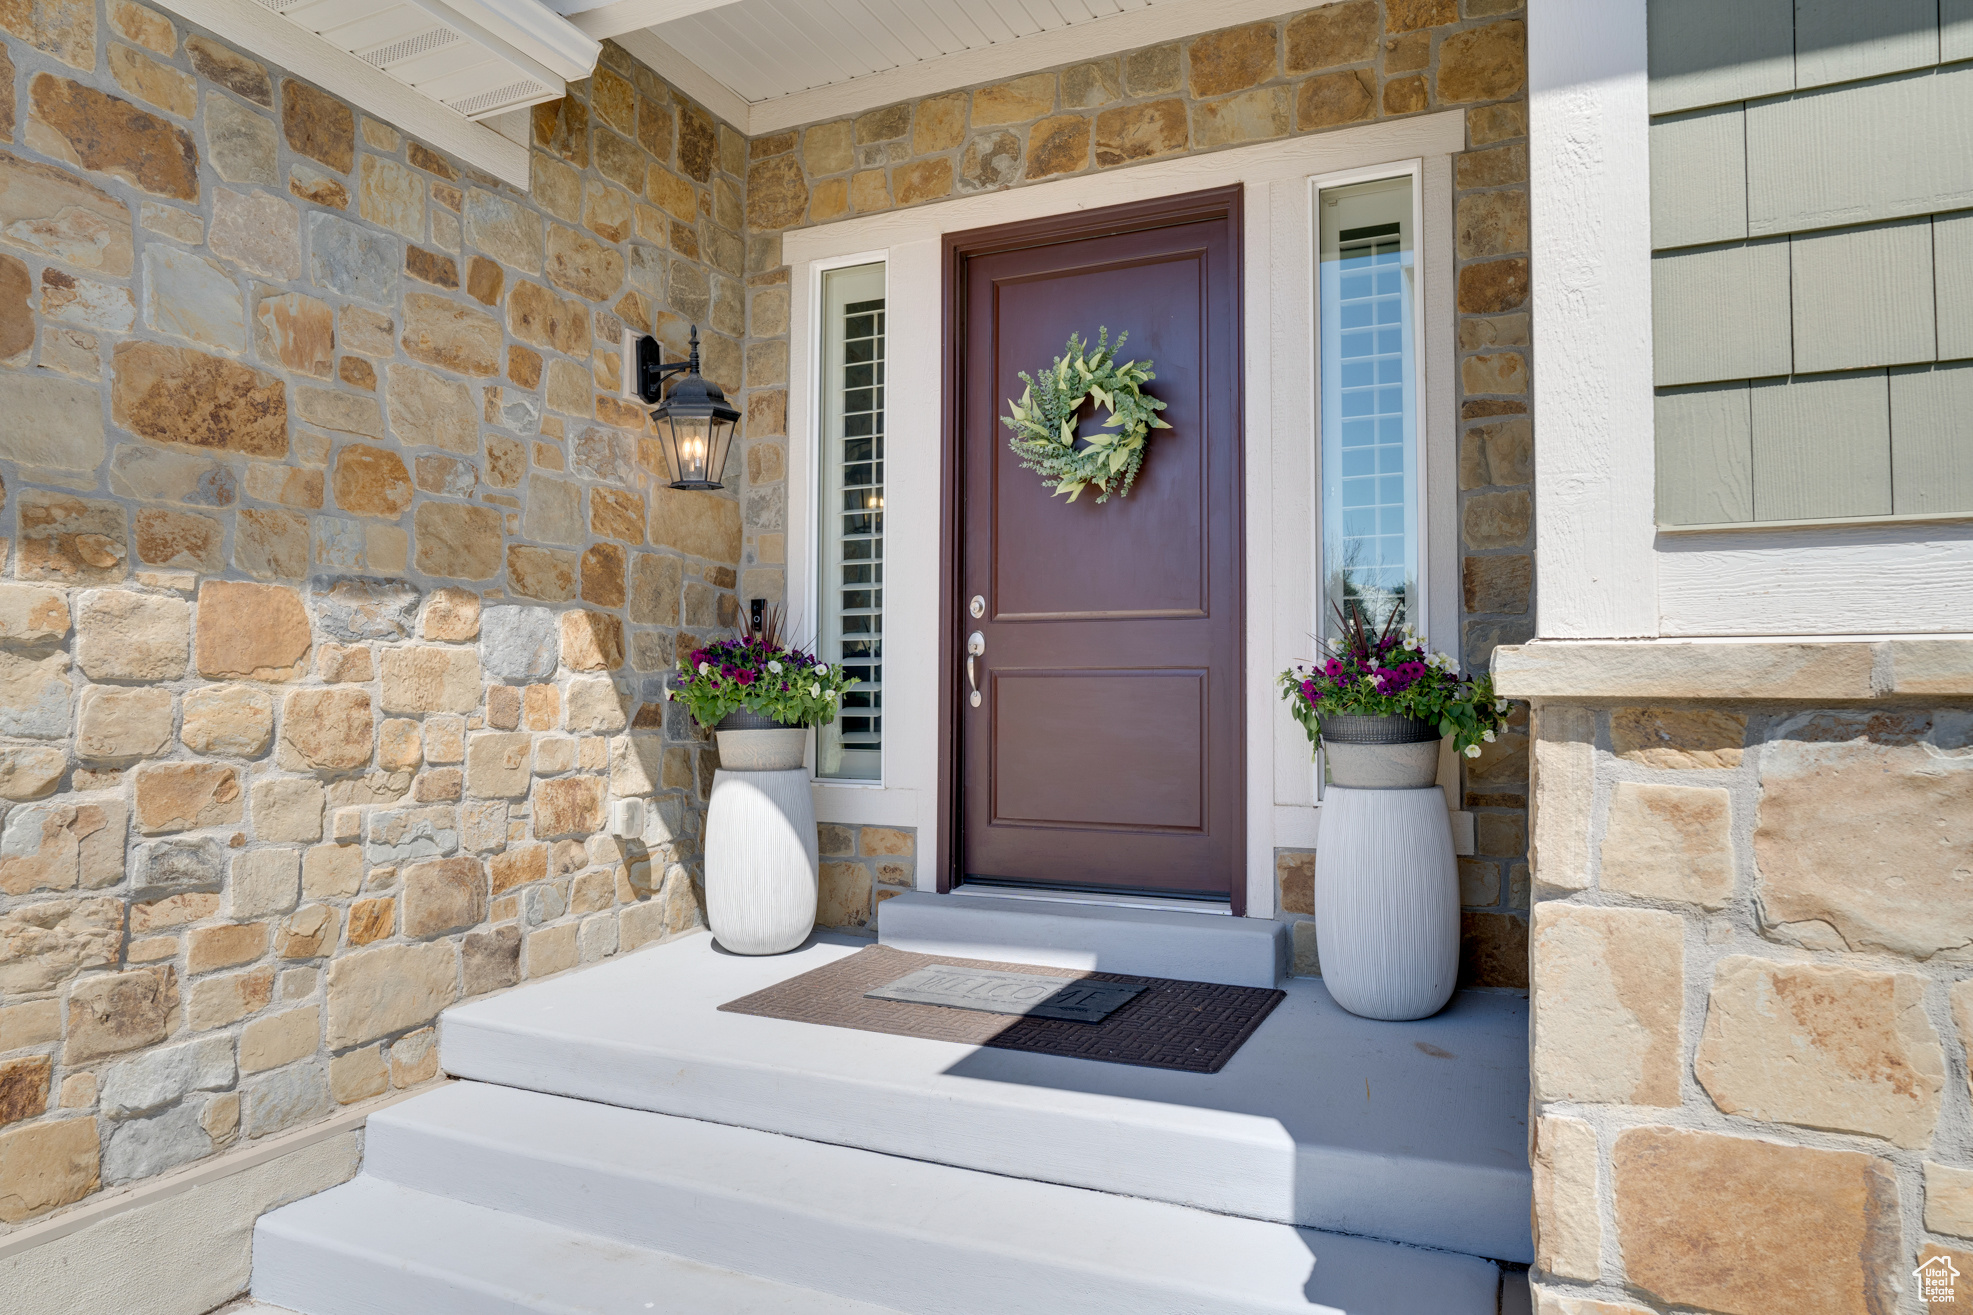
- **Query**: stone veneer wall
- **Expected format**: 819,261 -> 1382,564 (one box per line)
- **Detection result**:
0,0 -> 778,1230
1523,691 -> 1973,1314
737,1 -> 1535,973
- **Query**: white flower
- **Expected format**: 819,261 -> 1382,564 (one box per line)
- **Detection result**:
1483,728 -> 1496,742
1463,744 -> 1482,758
1495,697 -> 1508,712
809,683 -> 821,697
815,664 -> 830,677
768,660 -> 783,674
697,661 -> 710,674
826,689 -> 838,700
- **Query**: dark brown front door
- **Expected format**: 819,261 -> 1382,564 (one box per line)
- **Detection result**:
947,186 -> 1245,907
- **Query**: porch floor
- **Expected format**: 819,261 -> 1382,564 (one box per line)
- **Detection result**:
438,929 -> 1533,1263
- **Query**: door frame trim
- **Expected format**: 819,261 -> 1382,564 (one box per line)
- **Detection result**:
936,185 -> 1249,911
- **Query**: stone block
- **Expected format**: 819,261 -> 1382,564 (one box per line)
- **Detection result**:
1696,956 -> 1943,1149
0,370 -> 102,471
133,836 -> 222,901
73,589 -> 188,681
402,855 -> 486,938
244,1061 -> 331,1138
252,776 -> 324,843
0,797 -> 125,895
229,847 -> 300,919
74,684 -> 172,765
133,762 -> 242,833
313,577 -> 419,645
186,963 -> 272,1030
195,580 -> 310,680
1532,1114 -> 1600,1281
111,340 -> 287,459
66,966 -> 177,1062
466,731 -> 533,799
300,845 -> 362,903
329,1046 -> 387,1104
378,718 -> 422,773
0,148 -> 133,276
422,587 -> 480,641
565,678 -> 628,733
0,1055 -> 50,1126
16,490 -> 128,584
187,920 -> 266,974
818,860 -> 872,928
1610,707 -> 1745,769
0,645 -> 69,740
1285,0 -> 1376,72
275,902 -> 335,957
326,940 -> 459,1048
277,687 -> 373,773
98,1034 -> 233,1118
0,745 -> 65,800
489,843 -> 546,896
379,646 -> 481,714
364,805 -> 458,865
481,604 -> 559,680
1529,705 -> 1594,896
1613,1125 -> 1898,1315
0,583 -> 70,647
532,776 -> 605,838
1531,903 -> 1682,1105
240,1005 -> 318,1073
1927,1162 -> 1973,1240
1437,19 -> 1525,105
561,611 -> 624,672
1599,781 -> 1733,908
524,923 -> 578,977
100,1095 -> 210,1184
0,1115 -> 98,1222
175,685 -> 270,760
1756,713 -> 1973,960
413,501 -> 503,581
463,924 -> 520,996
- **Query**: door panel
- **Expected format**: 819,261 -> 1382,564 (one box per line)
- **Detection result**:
952,187 -> 1244,904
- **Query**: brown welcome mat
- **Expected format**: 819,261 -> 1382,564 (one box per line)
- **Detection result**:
717,944 -> 1285,1074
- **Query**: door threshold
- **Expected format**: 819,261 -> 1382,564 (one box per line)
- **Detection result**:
949,884 -> 1233,916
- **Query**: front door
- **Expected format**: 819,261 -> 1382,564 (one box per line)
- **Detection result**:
950,186 -> 1245,906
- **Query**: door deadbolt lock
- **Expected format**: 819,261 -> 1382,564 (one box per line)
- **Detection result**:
969,594 -> 985,618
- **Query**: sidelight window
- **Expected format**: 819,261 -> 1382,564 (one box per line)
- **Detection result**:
1318,173 -> 1419,639
816,262 -> 886,781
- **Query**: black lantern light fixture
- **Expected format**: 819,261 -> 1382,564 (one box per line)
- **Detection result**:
633,325 -> 741,490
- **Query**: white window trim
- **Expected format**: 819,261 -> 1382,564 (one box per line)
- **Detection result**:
785,112 -> 1464,917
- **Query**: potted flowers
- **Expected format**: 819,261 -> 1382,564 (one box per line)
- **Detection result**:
1277,603 -> 1510,1022
673,616 -> 858,769
671,613 -> 858,955
1279,603 -> 1508,788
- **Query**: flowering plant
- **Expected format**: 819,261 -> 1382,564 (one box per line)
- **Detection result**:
671,610 -> 858,730
1278,603 -> 1509,757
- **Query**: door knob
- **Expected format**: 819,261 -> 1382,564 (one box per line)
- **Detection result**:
966,630 -> 985,708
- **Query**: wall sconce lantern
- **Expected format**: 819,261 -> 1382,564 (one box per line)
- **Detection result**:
633,325 -> 740,491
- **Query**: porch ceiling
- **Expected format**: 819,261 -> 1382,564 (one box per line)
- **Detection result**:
552,0 -> 1302,132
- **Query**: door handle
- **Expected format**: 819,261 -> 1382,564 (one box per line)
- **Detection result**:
966,631 -> 985,708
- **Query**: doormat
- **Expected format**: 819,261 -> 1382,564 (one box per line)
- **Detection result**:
865,965 -> 1144,1021
716,944 -> 1285,1075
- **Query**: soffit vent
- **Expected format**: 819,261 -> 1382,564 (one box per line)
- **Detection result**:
258,0 -> 597,119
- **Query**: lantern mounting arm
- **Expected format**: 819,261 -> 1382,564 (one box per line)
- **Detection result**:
632,324 -> 702,405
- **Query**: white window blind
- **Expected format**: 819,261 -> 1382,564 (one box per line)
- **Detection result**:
817,262 -> 885,781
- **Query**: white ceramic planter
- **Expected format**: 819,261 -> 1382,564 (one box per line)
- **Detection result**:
714,727 -> 807,770
704,767 -> 819,955
1313,785 -> 1460,1021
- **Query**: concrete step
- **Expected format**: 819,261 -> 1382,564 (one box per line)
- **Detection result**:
263,1080 -> 1504,1315
877,889 -> 1287,987
439,931 -> 1533,1262
251,1175 -> 898,1315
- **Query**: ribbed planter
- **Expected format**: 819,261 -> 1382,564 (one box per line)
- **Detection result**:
1314,714 -> 1457,1022
714,707 -> 807,771
1319,714 -> 1441,789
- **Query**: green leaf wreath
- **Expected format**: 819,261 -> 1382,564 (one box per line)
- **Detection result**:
1001,328 -> 1170,503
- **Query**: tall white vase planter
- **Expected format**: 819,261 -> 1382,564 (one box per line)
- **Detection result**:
1313,716 -> 1460,1021
704,711 -> 818,955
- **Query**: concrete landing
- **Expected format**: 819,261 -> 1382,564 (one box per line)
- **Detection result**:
440,930 -> 1533,1262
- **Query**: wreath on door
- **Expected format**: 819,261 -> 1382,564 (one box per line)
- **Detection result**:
1001,328 -> 1169,504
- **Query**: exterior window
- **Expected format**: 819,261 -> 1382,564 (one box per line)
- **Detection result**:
1318,175 -> 1418,637
817,262 -> 885,781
